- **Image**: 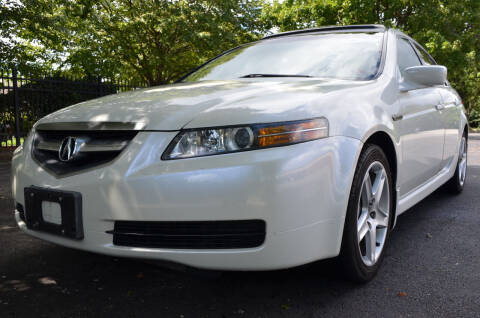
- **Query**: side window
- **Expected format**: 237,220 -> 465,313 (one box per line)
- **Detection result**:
397,38 -> 421,77
413,43 -> 436,65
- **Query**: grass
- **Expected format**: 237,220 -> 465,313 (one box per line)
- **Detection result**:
1,137 -> 24,148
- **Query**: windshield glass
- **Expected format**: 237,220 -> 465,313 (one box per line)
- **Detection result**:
183,32 -> 384,82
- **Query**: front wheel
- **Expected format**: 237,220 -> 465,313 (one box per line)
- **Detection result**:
339,144 -> 393,283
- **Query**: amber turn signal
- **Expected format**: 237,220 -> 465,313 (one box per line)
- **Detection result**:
257,118 -> 329,147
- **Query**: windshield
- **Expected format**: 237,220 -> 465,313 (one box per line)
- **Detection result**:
183,32 -> 384,82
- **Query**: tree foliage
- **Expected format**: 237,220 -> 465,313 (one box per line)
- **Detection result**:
2,0 -> 480,126
2,0 -> 266,85
262,0 -> 480,126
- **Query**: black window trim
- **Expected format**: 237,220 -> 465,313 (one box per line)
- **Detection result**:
396,34 -> 449,87
397,34 -> 437,66
409,39 -> 449,86
410,40 -> 437,65
397,35 -> 422,66
396,35 -> 423,81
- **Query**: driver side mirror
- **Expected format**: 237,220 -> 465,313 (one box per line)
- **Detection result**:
399,65 -> 447,91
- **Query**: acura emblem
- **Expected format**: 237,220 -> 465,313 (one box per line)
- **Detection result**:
58,137 -> 85,162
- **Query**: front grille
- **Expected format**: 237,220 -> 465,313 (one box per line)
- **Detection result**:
32,129 -> 138,176
109,220 -> 266,249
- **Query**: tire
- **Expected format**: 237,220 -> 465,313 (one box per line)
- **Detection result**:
445,133 -> 468,194
339,144 -> 394,283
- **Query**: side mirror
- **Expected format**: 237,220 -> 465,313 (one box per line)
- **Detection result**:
400,65 -> 447,91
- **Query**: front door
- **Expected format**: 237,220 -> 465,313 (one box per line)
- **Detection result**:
397,88 -> 445,197
395,36 -> 445,197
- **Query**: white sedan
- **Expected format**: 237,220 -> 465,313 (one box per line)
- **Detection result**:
11,25 -> 468,282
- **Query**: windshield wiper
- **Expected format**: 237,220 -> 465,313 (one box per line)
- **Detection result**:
240,73 -> 313,78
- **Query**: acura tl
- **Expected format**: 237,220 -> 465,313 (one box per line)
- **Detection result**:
11,25 -> 468,282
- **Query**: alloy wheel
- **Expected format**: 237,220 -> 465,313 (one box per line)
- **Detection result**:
357,161 -> 390,266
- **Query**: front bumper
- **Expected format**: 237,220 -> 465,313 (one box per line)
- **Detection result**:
12,132 -> 361,270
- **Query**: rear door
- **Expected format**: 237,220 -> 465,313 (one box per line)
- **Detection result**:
396,37 -> 445,197
437,88 -> 462,166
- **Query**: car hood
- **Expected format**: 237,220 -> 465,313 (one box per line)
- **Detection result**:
37,79 -> 373,130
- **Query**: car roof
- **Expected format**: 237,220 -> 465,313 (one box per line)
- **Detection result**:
262,24 -> 387,40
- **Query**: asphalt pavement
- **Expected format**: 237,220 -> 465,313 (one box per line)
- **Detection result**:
1,137 -> 479,317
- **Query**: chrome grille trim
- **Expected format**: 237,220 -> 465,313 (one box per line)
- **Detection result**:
32,129 -> 139,176
36,140 -> 128,152
35,121 -> 146,131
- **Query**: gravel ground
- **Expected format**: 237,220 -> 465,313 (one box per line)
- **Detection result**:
1,137 -> 479,318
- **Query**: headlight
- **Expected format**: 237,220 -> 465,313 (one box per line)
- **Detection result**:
12,128 -> 35,157
162,117 -> 328,160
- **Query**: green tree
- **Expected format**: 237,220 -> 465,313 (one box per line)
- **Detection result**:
262,0 -> 480,127
2,0 -> 267,85
3,0 -> 480,127
0,0 -> 67,74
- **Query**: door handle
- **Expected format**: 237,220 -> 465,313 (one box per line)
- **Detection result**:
392,114 -> 403,121
435,104 -> 445,111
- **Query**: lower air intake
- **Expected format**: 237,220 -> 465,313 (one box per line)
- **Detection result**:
109,220 -> 266,249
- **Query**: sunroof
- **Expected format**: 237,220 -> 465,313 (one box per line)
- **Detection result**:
262,24 -> 386,40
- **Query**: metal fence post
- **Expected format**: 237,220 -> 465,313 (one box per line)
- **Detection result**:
12,68 -> 21,145
97,76 -> 103,97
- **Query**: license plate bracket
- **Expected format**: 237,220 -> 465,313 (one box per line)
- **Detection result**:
24,186 -> 84,240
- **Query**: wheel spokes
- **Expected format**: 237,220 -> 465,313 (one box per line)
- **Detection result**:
460,159 -> 466,177
362,173 -> 373,203
357,161 -> 390,267
459,137 -> 467,185
372,168 -> 386,203
376,212 -> 389,227
357,209 -> 369,241
365,221 -> 377,264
